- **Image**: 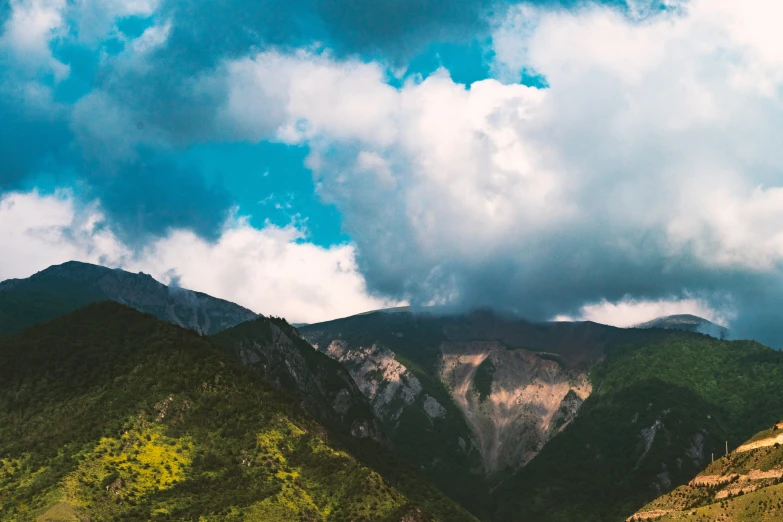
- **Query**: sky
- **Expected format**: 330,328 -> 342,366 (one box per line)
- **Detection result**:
4,0 -> 783,345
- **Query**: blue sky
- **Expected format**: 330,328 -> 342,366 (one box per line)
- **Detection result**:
0,0 -> 589,245
4,0 -> 783,346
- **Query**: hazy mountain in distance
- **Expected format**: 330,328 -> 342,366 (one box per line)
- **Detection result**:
634,314 -> 730,340
0,260 -> 257,336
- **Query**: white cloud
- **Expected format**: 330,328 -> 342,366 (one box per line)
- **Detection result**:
554,296 -> 734,328
128,219 -> 398,323
218,50 -> 399,146
1,0 -> 69,78
202,1 -> 783,336
0,190 -> 396,323
70,0 -> 159,44
0,190 -> 128,279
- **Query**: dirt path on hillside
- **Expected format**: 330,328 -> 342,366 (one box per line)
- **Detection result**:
735,433 -> 783,453
627,509 -> 672,520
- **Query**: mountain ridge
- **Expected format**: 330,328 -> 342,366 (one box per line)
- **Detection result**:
0,261 -> 257,336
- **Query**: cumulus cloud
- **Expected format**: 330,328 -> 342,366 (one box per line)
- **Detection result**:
196,1 -> 783,345
0,190 -> 396,323
8,0 -> 783,345
1,0 -> 68,77
555,296 -> 735,328
0,191 -> 124,279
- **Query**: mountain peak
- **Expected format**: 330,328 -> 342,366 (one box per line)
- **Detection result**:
633,314 -> 729,339
0,260 -> 257,336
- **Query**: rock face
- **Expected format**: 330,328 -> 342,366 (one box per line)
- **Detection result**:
211,317 -> 388,445
0,261 -> 257,336
319,340 -> 426,424
300,309 -> 609,488
439,341 -> 591,474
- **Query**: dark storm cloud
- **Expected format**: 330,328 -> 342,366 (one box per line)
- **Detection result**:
86,153 -> 233,243
0,99 -> 72,190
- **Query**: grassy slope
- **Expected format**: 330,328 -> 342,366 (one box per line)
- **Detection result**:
494,333 -> 783,522
0,303 -> 476,522
632,426 -> 783,521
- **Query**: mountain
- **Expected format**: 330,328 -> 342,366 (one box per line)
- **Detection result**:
298,308 -> 634,515
629,421 -> 783,521
493,331 -> 783,521
301,308 -> 783,521
0,302 -> 476,522
0,261 -> 257,337
635,314 -> 729,340
210,317 -> 387,445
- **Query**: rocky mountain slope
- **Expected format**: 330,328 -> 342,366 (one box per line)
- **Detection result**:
299,309 -> 625,514
0,261 -> 256,336
301,308 -> 783,521
634,314 -> 729,340
493,332 -> 783,522
210,317 -> 387,445
629,422 -> 783,521
0,302 -> 476,522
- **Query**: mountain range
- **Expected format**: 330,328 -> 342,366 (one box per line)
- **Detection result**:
0,261 -> 779,522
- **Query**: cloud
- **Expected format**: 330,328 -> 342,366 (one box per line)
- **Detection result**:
555,296 -> 735,328
1,0 -> 68,77
0,0 -> 628,243
129,219 -> 397,322
200,1 -> 783,346
0,190 -> 395,323
8,0 -> 783,346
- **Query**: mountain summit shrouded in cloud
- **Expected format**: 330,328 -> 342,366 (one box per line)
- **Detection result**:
4,0 -> 783,344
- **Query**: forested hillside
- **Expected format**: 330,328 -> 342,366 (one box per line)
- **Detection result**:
0,303 -> 475,522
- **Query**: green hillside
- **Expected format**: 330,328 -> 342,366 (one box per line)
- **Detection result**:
494,333 -> 783,522
630,422 -> 783,521
0,303 -> 476,522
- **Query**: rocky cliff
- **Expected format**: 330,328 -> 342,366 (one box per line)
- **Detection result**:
299,308 -> 611,513
211,317 -> 388,445
439,341 -> 591,474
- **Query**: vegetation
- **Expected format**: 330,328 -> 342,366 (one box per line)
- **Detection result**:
494,333 -> 783,522
210,315 -> 383,443
631,424 -> 783,521
0,281 -> 104,337
300,313 -> 492,518
473,358 -> 495,403
0,302 -> 476,521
